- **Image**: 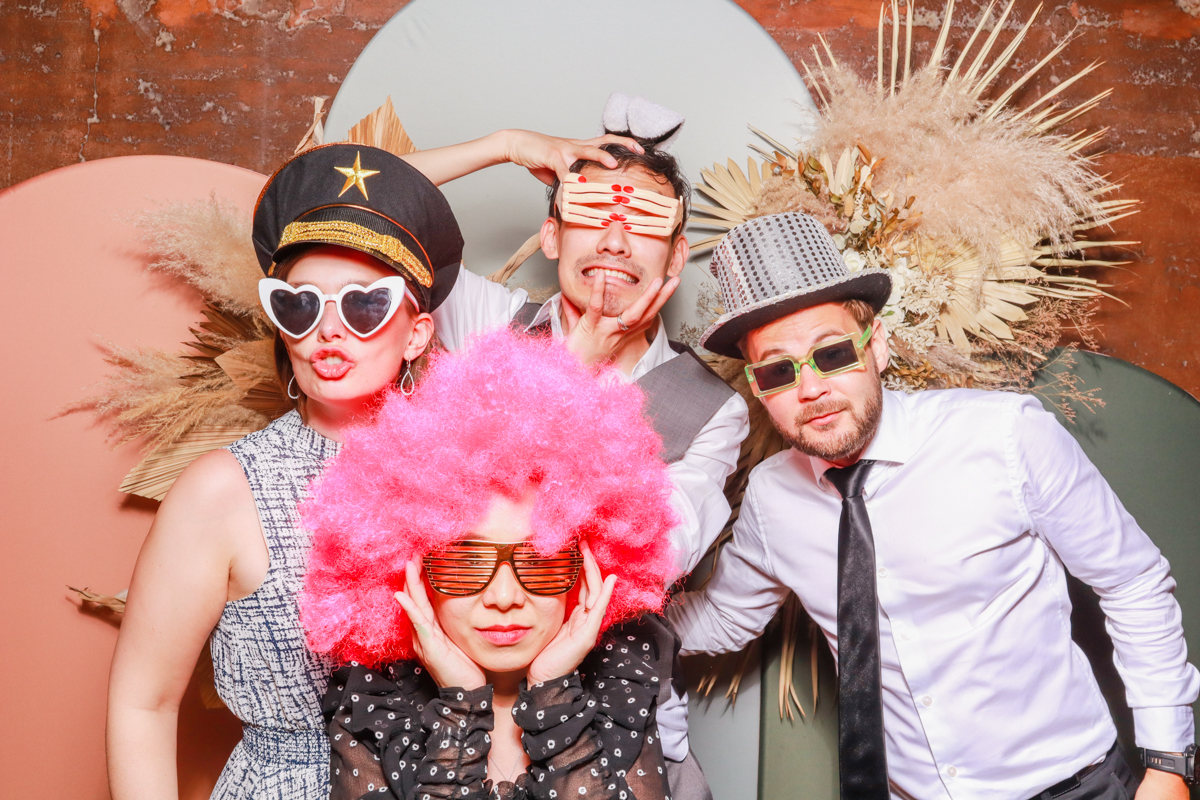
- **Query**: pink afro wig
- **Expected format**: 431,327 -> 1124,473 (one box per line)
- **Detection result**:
299,327 -> 679,667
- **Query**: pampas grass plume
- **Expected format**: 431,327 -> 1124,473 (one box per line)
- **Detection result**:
137,194 -> 262,317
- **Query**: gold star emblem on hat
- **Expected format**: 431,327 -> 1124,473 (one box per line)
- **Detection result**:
334,151 -> 381,200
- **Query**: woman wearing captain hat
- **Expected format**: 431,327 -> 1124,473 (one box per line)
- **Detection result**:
105,143 -> 464,800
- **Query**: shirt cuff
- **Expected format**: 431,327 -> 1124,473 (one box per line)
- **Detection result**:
657,685 -> 690,761
1134,705 -> 1195,751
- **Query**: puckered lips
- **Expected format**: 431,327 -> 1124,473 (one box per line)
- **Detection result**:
310,346 -> 355,380
475,624 -> 531,646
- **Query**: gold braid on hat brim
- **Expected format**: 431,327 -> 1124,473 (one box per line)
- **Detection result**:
274,219 -> 433,288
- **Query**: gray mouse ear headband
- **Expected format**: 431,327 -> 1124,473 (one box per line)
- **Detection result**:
599,92 -> 685,153
549,92 -> 686,238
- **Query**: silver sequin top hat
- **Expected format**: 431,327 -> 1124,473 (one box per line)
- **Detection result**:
699,212 -> 892,359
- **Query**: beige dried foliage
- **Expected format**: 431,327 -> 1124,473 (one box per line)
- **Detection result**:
67,338 -> 268,452
69,586 -> 127,613
69,193 -> 280,498
689,0 -> 1132,407
751,175 -> 845,231
812,67 -> 1106,266
137,195 -> 263,318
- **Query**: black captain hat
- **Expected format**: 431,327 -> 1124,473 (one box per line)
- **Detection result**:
252,143 -> 464,311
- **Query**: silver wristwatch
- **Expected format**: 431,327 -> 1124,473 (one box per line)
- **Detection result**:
1140,744 -> 1198,785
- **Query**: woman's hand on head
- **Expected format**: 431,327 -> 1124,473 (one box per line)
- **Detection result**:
527,542 -> 616,685
394,560 -> 488,691
502,131 -> 644,186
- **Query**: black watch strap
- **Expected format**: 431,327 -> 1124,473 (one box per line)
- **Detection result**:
1140,744 -> 1198,785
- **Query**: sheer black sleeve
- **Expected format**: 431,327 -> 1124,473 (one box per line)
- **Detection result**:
512,631 -> 669,800
415,684 -> 494,799
322,662 -> 494,800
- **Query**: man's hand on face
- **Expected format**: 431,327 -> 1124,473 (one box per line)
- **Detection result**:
561,271 -> 679,367
1135,768 -> 1190,800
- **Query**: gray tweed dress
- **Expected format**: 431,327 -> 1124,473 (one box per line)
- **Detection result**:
209,410 -> 340,800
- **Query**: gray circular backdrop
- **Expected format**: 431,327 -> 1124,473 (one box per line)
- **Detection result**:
326,0 -> 816,337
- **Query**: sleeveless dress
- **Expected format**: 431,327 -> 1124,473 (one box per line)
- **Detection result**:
209,410 -> 340,800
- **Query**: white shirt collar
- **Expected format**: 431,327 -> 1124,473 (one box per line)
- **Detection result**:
526,292 -> 673,382
809,389 -> 911,486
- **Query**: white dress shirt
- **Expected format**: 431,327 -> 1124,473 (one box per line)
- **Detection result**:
668,387 -> 1199,799
434,265 -> 751,761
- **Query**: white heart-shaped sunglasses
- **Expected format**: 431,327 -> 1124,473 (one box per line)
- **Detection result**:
258,277 -> 418,339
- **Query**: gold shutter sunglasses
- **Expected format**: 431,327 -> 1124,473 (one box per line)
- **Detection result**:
422,540 -> 583,597
745,328 -> 874,397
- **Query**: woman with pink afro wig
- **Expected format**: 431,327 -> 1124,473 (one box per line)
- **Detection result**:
302,328 -> 678,800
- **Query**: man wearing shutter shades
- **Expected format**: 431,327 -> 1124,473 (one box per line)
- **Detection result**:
666,211 -> 1199,800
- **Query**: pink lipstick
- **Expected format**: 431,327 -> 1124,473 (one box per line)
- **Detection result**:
476,625 -> 531,646
310,347 -> 354,380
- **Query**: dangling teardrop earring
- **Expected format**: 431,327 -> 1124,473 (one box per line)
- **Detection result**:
399,363 -> 415,396
287,376 -> 301,401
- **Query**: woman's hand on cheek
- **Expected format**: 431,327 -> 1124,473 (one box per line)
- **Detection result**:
527,541 -> 616,685
393,559 -> 487,691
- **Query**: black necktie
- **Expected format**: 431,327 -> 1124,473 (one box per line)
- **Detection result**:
825,460 -> 889,799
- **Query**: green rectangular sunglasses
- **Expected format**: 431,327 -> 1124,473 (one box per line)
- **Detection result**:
745,328 -> 873,397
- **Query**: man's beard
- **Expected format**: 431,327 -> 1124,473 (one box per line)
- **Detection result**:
773,375 -> 884,463
572,256 -> 646,317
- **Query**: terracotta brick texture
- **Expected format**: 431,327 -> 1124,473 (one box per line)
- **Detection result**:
2,0 -> 1197,394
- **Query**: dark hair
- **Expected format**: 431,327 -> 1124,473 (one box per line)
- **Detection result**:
840,299 -> 877,330
274,331 -> 308,420
271,249 -> 311,420
547,143 -> 691,238
735,299 -> 878,360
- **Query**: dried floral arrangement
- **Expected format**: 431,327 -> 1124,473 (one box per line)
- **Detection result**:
686,0 -> 1135,407
684,0 -> 1140,720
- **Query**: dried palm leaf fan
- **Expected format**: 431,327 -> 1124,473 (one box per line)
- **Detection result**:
690,0 -> 1138,720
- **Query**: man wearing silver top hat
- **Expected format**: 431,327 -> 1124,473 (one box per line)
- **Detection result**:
397,94 -> 751,800
667,212 -> 1198,800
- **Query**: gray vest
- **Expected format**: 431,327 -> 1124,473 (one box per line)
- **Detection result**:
511,302 -> 735,464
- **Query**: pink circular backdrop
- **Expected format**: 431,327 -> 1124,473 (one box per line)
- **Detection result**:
0,156 -> 266,799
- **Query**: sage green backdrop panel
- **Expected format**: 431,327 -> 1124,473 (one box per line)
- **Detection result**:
1033,350 -> 1200,784
758,612 -> 839,800
755,351 -> 1200,800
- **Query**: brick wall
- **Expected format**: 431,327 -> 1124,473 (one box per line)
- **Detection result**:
2,0 -> 1197,394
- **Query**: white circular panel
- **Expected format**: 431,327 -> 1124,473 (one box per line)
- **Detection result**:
327,0 -> 816,337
